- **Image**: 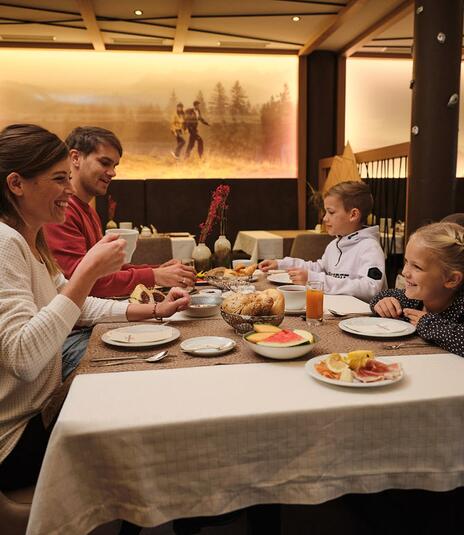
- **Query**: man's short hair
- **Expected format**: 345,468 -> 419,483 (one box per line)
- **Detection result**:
193,100 -> 200,106
66,126 -> 123,157
324,180 -> 373,224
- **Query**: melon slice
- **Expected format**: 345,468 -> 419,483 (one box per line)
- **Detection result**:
254,324 -> 282,333
257,329 -> 306,347
245,332 -> 274,344
293,329 -> 315,344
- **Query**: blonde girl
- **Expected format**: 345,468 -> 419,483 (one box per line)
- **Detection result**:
371,222 -> 464,356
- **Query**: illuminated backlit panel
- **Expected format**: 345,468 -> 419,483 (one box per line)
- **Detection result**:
0,49 -> 298,178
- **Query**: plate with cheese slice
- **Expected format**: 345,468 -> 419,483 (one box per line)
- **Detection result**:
102,324 -> 180,348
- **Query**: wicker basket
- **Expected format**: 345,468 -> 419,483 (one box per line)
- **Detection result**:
206,275 -> 253,291
220,310 -> 284,334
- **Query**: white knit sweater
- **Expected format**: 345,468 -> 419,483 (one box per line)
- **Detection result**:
0,223 -> 128,463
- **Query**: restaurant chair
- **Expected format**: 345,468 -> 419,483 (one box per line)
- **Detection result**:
130,236 -> 173,265
289,233 -> 334,262
0,485 -> 34,535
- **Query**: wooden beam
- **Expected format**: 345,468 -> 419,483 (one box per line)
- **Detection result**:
336,55 -> 346,154
76,0 -> 105,51
297,56 -> 308,229
340,0 -> 414,58
173,0 -> 193,53
298,0 -> 368,56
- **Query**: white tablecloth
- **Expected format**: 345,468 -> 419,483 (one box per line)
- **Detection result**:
233,231 -> 283,263
170,236 -> 196,260
28,353 -> 464,535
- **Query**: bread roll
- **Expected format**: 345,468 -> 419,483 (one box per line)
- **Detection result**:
262,288 -> 285,315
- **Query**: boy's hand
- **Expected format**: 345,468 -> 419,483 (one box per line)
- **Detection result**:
374,297 -> 403,318
258,259 -> 277,272
288,269 -> 308,285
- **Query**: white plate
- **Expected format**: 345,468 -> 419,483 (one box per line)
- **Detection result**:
306,354 -> 404,388
180,336 -> 235,356
102,324 -> 180,348
267,273 -> 291,284
339,317 -> 416,338
285,307 -> 306,315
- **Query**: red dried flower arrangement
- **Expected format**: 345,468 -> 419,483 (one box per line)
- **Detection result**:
199,184 -> 230,243
107,195 -> 117,221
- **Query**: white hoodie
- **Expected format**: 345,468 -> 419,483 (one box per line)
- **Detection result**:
277,226 -> 386,302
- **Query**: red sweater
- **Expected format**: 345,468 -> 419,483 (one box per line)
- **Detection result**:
44,195 -> 154,298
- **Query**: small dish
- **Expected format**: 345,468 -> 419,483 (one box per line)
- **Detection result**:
180,336 -> 235,356
184,294 -> 222,318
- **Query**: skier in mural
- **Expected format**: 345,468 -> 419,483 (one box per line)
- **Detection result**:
170,102 -> 186,160
184,100 -> 210,159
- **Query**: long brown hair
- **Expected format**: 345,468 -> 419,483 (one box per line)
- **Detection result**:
0,124 -> 69,274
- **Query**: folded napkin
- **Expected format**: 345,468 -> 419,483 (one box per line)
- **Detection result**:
108,327 -> 172,343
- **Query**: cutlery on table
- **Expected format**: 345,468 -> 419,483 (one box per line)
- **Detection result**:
382,342 -> 430,350
327,309 -> 372,318
90,350 -> 168,366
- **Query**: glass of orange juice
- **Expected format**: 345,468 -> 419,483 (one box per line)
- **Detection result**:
306,281 -> 324,326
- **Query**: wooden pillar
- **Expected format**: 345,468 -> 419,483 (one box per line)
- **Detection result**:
297,56 -> 308,229
406,0 -> 463,236
305,51 -> 338,229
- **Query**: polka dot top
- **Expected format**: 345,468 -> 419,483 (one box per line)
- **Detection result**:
370,287 -> 464,357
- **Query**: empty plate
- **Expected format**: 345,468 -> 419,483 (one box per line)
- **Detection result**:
102,324 -> 180,347
180,336 -> 235,356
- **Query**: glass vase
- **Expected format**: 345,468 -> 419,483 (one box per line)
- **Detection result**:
192,242 -> 212,272
213,235 -> 232,268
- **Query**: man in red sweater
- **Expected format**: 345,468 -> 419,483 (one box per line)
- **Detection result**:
45,126 -> 195,298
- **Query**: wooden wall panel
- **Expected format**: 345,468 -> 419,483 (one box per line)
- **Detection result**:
96,179 -> 299,249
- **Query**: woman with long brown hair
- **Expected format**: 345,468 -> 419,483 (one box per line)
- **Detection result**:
0,124 -> 189,491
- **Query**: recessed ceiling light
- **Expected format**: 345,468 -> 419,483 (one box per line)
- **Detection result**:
292,16 -> 301,22
134,9 -> 143,16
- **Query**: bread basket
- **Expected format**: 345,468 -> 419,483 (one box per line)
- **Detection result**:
220,310 -> 284,334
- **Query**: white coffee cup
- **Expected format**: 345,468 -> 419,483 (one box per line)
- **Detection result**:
105,228 -> 139,264
278,285 -> 306,310
232,259 -> 252,269
119,221 -> 133,230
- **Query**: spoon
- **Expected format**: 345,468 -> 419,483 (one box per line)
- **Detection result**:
91,350 -> 169,366
328,309 -> 372,318
382,342 -> 429,350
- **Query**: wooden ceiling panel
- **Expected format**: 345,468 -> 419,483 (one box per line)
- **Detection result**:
0,0 -> 416,55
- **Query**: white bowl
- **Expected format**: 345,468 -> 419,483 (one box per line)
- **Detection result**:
242,332 -> 319,360
184,294 -> 221,318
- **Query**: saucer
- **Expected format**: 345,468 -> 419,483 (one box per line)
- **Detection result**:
285,307 -> 306,315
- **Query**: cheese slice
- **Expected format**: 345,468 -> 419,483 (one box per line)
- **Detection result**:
108,327 -> 173,344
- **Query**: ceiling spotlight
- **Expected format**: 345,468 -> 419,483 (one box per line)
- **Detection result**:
134,9 -> 143,16
292,16 -> 301,22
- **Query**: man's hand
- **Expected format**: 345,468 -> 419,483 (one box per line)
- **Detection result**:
373,297 -> 403,318
403,308 -> 427,326
258,259 -> 278,272
154,263 -> 196,288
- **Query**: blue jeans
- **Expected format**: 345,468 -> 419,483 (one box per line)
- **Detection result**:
61,327 -> 93,380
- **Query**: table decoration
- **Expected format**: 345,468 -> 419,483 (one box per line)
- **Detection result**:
105,194 -> 118,229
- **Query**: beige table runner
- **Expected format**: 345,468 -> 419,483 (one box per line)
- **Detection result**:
79,315 -> 446,375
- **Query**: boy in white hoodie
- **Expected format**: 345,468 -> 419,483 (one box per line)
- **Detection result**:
259,181 -> 386,302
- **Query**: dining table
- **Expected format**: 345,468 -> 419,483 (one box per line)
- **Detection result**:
233,230 -> 324,263
26,274 -> 464,535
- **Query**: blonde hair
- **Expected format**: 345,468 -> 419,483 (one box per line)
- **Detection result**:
411,222 -> 464,278
324,181 -> 373,224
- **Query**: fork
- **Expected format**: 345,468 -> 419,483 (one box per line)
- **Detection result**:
327,309 -> 372,318
181,343 -> 232,352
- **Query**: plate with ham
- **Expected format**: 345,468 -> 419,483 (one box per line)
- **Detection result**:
306,351 -> 403,388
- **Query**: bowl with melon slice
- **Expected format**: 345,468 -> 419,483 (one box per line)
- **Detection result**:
243,324 -> 319,360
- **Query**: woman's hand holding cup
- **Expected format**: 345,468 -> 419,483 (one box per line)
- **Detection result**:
78,233 -> 126,279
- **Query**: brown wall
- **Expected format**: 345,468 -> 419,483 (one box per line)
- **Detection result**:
96,178 -> 299,249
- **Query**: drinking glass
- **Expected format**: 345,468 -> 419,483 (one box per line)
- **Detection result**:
181,258 -> 194,267
306,281 -> 324,326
